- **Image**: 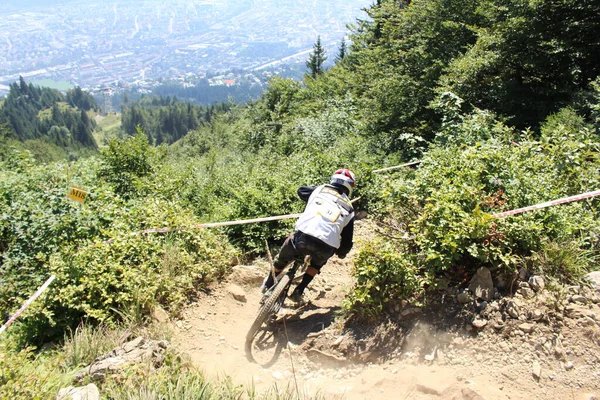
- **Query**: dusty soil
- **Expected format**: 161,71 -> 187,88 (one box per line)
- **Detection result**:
171,221 -> 600,400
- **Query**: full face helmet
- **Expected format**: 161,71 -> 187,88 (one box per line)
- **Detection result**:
330,168 -> 356,196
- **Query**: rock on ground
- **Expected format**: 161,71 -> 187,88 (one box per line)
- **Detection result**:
585,271 -> 600,291
226,283 -> 247,303
75,337 -> 168,383
228,265 -> 266,286
56,384 -> 99,400
469,267 -> 494,301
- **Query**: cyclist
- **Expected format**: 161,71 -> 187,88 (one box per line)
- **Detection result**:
261,168 -> 356,302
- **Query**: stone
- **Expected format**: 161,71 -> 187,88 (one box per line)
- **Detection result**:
461,387 -> 486,400
584,271 -> 600,291
565,361 -> 574,370
530,309 -> 544,321
88,356 -> 127,378
518,267 -> 528,281
122,337 -> 144,353
468,267 -> 494,301
519,281 -> 531,289
56,384 -> 100,400
532,361 -> 542,380
580,317 -> 597,327
436,348 -> 446,364
493,320 -> 505,330
151,306 -> 169,323
555,347 -> 567,361
332,335 -> 345,347
306,348 -> 347,365
226,284 -> 247,303
569,295 -> 587,304
478,301 -> 488,312
271,371 -> 283,380
457,291 -> 473,304
517,287 -> 535,298
76,338 -> 168,383
565,305 -> 582,318
506,300 -> 520,319
495,274 -> 510,290
400,307 -> 422,317
440,385 -> 485,400
424,347 -> 437,361
519,323 -> 535,333
567,286 -> 581,294
472,319 -> 488,329
528,275 -> 545,292
228,265 -> 265,286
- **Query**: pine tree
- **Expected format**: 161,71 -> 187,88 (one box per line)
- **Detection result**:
335,38 -> 347,63
306,36 -> 328,79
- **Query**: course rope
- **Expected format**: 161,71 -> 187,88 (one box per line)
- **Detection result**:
0,275 -> 56,336
491,190 -> 600,218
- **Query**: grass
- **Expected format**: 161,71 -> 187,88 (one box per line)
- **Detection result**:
62,323 -> 125,369
37,101 -> 73,120
529,239 -> 597,284
1,320 -> 318,400
95,113 -> 122,131
94,112 -> 122,147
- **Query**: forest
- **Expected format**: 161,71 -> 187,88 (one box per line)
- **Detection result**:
0,0 -> 599,398
120,97 -> 231,145
0,78 -> 98,161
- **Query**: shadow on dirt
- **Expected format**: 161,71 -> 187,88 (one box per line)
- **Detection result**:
283,304 -> 342,344
304,294 -> 474,364
246,303 -> 342,367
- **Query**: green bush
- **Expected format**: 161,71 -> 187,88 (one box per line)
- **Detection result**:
0,338 -> 70,400
347,104 -> 600,318
344,239 -> 426,320
98,131 -> 163,199
0,149 -> 237,346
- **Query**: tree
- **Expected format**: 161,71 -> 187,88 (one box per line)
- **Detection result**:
335,38 -> 348,63
306,36 -> 328,79
99,130 -> 156,198
439,0 -> 600,131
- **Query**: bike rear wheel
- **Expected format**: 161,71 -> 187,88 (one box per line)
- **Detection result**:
245,273 -> 291,364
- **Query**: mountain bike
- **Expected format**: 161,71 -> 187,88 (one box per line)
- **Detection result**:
245,255 -> 308,365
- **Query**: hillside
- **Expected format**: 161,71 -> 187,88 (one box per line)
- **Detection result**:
0,79 -> 99,161
0,0 -> 599,398
173,227 -> 600,399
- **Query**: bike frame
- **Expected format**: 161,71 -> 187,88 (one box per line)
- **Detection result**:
261,255 -> 307,314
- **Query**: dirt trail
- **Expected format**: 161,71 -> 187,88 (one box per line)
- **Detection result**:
172,222 -> 600,400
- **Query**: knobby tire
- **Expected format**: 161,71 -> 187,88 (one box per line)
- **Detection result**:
245,274 -> 290,361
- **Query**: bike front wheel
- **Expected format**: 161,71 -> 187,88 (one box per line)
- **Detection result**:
245,273 -> 291,364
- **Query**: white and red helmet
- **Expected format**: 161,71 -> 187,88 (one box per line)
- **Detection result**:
330,168 -> 356,196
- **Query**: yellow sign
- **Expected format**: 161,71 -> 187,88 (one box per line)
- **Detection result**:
67,186 -> 87,203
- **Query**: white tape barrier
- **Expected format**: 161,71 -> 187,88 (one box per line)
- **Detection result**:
0,275 -> 56,336
491,190 -> 600,218
372,161 -> 421,173
103,198 -> 362,244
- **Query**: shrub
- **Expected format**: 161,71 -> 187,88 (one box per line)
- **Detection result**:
0,152 -> 237,346
98,131 -> 162,198
0,337 -> 69,400
344,239 -> 426,320
347,105 -> 600,318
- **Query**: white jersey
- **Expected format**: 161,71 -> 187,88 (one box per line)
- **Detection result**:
295,185 -> 355,248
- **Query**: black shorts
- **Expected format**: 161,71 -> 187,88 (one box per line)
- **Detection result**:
274,231 -> 336,271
